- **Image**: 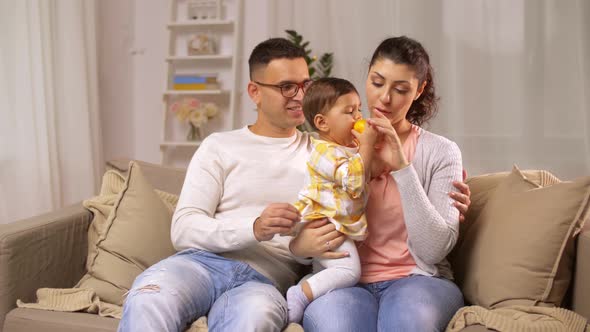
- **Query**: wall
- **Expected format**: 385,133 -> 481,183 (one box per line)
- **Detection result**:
98,0 -> 271,165
98,1 -> 590,178
98,0 -> 136,163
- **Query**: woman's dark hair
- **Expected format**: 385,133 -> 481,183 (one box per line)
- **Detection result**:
303,77 -> 359,131
369,36 -> 439,126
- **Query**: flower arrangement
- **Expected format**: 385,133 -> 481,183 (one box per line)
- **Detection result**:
170,97 -> 219,140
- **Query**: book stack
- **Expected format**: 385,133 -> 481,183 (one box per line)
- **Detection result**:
173,74 -> 219,90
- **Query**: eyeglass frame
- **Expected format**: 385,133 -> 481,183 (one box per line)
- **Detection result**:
253,79 -> 314,98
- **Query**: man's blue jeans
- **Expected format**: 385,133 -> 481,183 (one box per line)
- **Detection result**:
117,249 -> 287,332
302,275 -> 464,332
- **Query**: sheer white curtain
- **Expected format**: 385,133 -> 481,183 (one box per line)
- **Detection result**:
269,0 -> 590,179
0,0 -> 102,223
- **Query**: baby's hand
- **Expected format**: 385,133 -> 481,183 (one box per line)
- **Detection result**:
352,120 -> 378,147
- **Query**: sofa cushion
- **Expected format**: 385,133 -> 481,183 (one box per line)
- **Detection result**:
452,166 -> 590,308
3,308 -> 119,332
462,169 -> 560,224
450,170 -> 561,258
77,162 -> 178,305
3,308 -> 306,332
106,159 -> 186,195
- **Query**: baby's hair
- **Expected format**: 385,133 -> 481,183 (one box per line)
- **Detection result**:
303,77 -> 359,131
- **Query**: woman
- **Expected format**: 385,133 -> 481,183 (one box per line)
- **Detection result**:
290,36 -> 467,331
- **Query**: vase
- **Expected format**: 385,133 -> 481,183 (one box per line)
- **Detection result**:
187,124 -> 202,141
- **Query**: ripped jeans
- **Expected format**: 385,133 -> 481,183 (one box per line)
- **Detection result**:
117,249 -> 288,332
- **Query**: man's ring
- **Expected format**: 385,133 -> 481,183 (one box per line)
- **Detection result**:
325,241 -> 330,249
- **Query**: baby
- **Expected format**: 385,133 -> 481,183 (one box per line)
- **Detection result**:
287,77 -> 378,323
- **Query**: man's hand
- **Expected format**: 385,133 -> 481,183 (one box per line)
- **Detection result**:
289,219 -> 348,259
254,203 -> 300,241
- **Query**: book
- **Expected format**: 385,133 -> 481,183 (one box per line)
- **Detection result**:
173,83 -> 220,90
174,76 -> 207,84
174,74 -> 218,84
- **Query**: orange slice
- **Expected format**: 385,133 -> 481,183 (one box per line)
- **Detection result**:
353,119 -> 367,133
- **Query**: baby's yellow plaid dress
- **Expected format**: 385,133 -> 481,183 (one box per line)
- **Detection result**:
294,137 -> 368,240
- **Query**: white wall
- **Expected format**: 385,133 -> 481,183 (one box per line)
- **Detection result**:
98,1 -> 590,178
98,0 -> 136,163
98,0 -> 272,165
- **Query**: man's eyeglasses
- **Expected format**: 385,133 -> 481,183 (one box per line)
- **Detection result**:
253,80 -> 314,98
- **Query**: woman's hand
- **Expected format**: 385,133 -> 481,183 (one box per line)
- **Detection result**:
451,170 -> 471,222
289,219 -> 348,259
367,109 -> 409,172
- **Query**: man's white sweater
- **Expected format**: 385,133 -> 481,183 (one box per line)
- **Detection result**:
171,127 -> 312,293
171,126 -> 463,293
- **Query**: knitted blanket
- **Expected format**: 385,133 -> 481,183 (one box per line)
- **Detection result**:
447,305 -> 589,332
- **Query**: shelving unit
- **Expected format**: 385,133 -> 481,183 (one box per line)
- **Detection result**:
160,141 -> 202,147
163,90 -> 227,96
167,20 -> 234,28
160,0 -> 242,166
165,55 -> 233,61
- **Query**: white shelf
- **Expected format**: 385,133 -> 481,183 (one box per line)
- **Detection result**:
160,141 -> 202,147
162,0 -> 242,166
164,90 -> 227,96
166,55 -> 232,62
167,20 -> 234,28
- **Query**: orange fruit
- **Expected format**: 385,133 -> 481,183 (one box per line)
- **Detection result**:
353,119 -> 367,133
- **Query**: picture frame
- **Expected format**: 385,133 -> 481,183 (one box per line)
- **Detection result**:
187,0 -> 222,20
187,33 -> 216,55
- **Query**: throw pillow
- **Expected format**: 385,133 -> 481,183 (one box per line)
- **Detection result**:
106,158 -> 187,195
451,170 -> 560,257
77,161 -> 178,305
463,169 -> 561,225
453,166 -> 590,308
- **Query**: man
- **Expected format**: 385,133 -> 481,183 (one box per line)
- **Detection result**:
118,38 -> 346,332
118,38 -> 470,332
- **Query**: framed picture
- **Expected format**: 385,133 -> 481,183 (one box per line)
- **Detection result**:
187,0 -> 222,20
187,33 -> 216,55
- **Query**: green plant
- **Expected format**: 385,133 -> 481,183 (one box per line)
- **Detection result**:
285,30 -> 333,79
285,30 -> 334,131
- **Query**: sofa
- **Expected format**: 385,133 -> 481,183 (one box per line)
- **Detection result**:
0,160 -> 588,332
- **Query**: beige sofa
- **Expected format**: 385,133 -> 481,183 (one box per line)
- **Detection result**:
0,160 -> 588,332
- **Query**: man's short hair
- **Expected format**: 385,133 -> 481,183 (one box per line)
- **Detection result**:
248,38 -> 306,79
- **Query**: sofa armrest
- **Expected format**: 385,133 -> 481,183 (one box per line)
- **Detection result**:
0,204 -> 91,330
572,229 -> 590,320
